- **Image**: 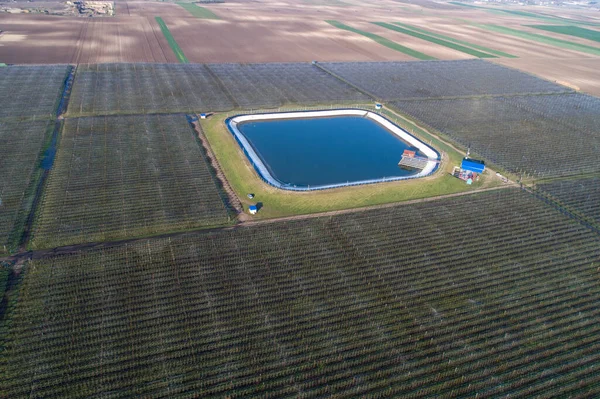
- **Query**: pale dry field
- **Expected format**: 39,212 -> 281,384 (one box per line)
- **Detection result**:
493,57 -> 600,96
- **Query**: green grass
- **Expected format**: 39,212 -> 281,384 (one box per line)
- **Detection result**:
155,17 -> 189,63
528,25 -> 600,43
392,22 -> 517,58
176,2 -> 220,19
372,22 -> 496,58
477,24 -> 600,56
200,106 -> 499,219
326,20 -> 436,60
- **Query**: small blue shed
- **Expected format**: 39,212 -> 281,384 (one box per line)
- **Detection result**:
249,204 -> 258,215
461,158 -> 485,174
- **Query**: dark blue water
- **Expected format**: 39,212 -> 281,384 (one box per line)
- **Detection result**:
238,116 -> 419,187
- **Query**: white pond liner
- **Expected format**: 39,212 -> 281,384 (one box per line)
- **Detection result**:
227,109 -> 439,191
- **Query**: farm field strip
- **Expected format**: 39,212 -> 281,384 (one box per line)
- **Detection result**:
0,65 -> 71,253
67,63 -> 371,116
476,25 -> 600,56
372,22 -> 497,58
32,114 -> 231,248
0,65 -> 70,119
206,63 -> 370,109
390,93 -> 600,178
319,60 -> 570,101
325,20 -> 437,60
176,2 -> 220,19
68,63 -> 234,116
535,176 -> 600,226
0,120 -> 54,253
3,189 -> 600,397
391,22 -> 517,58
155,17 -> 189,63
527,25 -> 600,43
448,2 -> 600,26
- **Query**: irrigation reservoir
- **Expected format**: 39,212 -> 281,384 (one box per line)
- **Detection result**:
228,110 -> 439,190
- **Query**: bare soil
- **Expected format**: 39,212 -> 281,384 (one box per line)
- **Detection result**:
0,0 -> 598,98
0,14 -> 176,63
164,18 -> 415,63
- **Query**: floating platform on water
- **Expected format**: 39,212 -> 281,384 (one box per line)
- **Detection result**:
398,155 -> 430,170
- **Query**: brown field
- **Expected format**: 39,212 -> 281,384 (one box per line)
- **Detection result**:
121,1 -> 190,17
164,18 -> 415,63
0,0 -> 599,97
0,14 -> 176,63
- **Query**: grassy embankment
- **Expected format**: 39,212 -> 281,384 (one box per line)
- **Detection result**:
476,24 -> 600,56
372,22 -> 497,58
176,3 -> 220,19
528,25 -> 600,43
200,106 -> 501,219
155,17 -> 189,63
325,20 -> 437,61
391,22 -> 517,58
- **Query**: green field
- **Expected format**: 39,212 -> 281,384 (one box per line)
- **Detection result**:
155,17 -> 189,63
477,24 -> 600,56
373,22 -> 496,58
392,22 -> 517,58
199,106 -> 498,219
326,20 -> 437,60
176,2 -> 220,19
528,25 -> 600,43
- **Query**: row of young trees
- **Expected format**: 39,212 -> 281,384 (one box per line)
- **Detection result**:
67,62 -> 370,117
3,189 -> 600,397
392,93 -> 600,178
32,114 -> 231,248
320,60 -> 569,101
0,65 -> 70,119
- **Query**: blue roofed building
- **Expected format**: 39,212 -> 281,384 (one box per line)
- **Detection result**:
461,158 -> 485,174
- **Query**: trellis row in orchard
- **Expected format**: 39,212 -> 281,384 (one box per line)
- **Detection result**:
4,189 -> 600,397
319,60 -> 570,101
391,93 -> 600,178
537,176 -> 600,225
32,114 -> 231,248
0,65 -> 70,119
0,120 -> 54,252
67,63 -> 370,117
